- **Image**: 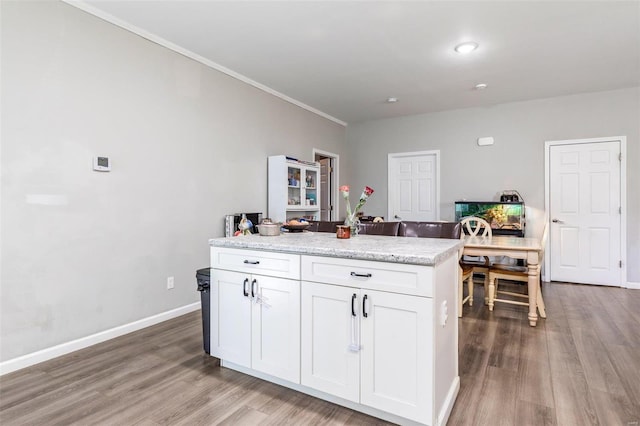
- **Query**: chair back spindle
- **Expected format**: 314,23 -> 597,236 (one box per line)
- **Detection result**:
460,217 -> 492,238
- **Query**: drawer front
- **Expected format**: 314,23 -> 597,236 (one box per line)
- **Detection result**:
302,255 -> 432,297
212,248 -> 300,279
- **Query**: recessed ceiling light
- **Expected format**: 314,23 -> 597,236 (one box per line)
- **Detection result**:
386,97 -> 398,103
454,41 -> 478,54
475,83 -> 488,90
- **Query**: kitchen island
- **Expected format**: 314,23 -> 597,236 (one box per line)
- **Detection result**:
209,232 -> 463,426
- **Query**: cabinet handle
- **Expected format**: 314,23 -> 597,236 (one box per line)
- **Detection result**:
350,272 -> 372,278
243,278 -> 249,297
362,294 -> 368,318
251,279 -> 257,298
244,260 -> 260,265
351,293 -> 357,317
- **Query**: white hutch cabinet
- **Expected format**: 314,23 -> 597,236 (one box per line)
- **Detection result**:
268,155 -> 320,223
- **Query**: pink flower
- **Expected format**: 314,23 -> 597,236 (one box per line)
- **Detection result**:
341,184 -> 375,221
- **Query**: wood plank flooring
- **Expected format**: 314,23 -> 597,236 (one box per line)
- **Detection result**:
1,281 -> 639,425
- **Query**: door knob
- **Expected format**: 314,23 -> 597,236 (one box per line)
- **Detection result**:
394,215 -> 401,219
552,218 -> 564,223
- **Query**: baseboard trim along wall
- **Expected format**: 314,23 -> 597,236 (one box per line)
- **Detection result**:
626,281 -> 640,290
0,302 -> 200,376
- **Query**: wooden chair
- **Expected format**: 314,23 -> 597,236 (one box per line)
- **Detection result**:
458,260 -> 475,318
487,221 -> 548,317
459,216 -> 493,313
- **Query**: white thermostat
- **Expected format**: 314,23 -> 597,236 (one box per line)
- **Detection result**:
93,156 -> 111,172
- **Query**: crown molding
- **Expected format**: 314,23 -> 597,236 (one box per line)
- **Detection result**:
61,1 -> 348,127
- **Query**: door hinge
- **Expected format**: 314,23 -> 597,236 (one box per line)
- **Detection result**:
619,206 -> 622,214
619,260 -> 623,268
619,153 -> 622,161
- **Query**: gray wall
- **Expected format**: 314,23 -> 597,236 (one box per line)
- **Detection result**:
0,1 -> 346,362
346,87 -> 640,283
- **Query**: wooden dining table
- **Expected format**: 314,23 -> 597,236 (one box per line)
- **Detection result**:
463,235 -> 543,326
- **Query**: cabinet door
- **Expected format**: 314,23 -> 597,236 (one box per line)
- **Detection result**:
287,164 -> 303,207
360,290 -> 433,424
210,269 -> 251,368
303,167 -> 318,209
251,275 -> 300,383
301,282 -> 360,402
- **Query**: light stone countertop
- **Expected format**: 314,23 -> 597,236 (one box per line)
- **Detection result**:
209,232 -> 463,266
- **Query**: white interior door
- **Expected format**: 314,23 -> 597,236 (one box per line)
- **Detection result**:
549,141 -> 622,286
388,151 -> 439,221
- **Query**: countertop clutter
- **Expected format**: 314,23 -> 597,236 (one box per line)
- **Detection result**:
209,232 -> 463,266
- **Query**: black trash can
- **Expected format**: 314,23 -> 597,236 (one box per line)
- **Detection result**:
196,267 -> 211,354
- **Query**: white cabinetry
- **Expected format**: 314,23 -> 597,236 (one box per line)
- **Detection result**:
302,281 -> 433,421
360,290 -> 432,421
301,282 -> 360,401
301,255 -> 456,425
210,248 -> 300,383
209,244 -> 460,426
268,155 -> 320,223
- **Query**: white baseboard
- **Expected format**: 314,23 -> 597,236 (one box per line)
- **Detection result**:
624,281 -> 640,290
438,376 -> 460,426
0,302 -> 200,376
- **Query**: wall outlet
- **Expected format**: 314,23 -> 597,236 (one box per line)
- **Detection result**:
167,276 -> 174,290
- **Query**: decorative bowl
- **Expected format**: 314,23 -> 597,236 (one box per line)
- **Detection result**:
282,223 -> 311,232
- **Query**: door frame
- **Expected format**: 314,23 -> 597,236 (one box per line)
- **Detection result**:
543,136 -> 627,286
313,148 -> 339,221
387,150 -> 440,222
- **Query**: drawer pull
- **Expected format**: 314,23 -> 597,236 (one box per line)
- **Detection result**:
363,294 -> 369,318
351,293 -> 357,317
243,278 -> 249,297
244,260 -> 260,265
350,272 -> 372,278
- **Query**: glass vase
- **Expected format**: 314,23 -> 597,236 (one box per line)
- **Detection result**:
344,215 -> 360,236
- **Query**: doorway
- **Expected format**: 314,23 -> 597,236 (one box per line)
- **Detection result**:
544,137 -> 627,286
313,149 -> 339,221
387,150 -> 440,221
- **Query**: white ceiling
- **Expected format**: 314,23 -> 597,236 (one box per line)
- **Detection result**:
78,1 -> 640,125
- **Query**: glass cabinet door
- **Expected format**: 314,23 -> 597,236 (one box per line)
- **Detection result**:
287,166 -> 302,206
304,169 -> 318,207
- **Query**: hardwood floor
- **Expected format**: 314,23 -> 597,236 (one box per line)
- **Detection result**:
1,281 -> 639,425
